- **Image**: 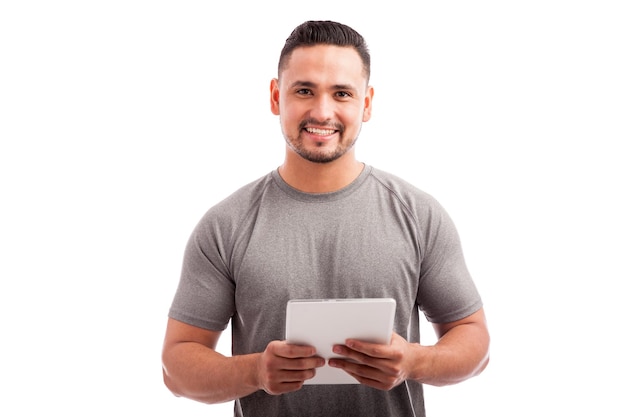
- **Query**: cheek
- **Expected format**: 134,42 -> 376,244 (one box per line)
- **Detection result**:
281,105 -> 303,128
341,107 -> 364,127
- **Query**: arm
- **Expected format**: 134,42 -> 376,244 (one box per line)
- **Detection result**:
161,318 -> 325,404
427,307 -> 490,385
328,308 -> 490,390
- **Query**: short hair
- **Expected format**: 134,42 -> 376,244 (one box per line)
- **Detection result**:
278,20 -> 371,82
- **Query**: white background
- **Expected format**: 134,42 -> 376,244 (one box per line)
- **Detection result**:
1,1 -> 624,415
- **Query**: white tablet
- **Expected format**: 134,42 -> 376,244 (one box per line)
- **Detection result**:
285,298 -> 396,384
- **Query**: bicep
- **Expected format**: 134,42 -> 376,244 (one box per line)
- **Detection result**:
163,317 -> 222,351
161,318 -> 230,399
432,307 -> 488,339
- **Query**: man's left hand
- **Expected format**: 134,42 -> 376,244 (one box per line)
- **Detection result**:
328,332 -> 418,391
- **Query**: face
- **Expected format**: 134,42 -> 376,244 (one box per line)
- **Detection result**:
270,45 -> 373,164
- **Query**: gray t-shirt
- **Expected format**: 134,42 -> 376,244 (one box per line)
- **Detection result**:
169,165 -> 482,417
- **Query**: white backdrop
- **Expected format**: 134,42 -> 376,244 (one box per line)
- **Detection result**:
1,1 -> 624,416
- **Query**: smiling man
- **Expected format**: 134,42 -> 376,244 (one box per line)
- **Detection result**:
270,41 -> 373,192
162,21 -> 490,417
272,44 -> 372,164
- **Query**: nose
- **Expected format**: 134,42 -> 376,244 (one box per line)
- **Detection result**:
309,94 -> 335,122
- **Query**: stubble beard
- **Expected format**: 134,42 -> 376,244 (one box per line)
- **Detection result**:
282,119 -> 360,164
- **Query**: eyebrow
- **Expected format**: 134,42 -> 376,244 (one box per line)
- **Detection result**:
289,80 -> 357,91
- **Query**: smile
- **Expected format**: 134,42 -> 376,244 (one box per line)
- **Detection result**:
305,127 -> 336,136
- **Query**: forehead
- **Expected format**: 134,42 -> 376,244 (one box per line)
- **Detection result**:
280,45 -> 367,87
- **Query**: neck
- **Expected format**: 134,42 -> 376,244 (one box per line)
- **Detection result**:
278,149 -> 364,193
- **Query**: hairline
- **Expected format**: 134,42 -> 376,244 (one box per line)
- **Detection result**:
277,44 -> 370,84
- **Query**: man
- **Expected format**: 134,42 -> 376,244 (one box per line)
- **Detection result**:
162,20 -> 489,416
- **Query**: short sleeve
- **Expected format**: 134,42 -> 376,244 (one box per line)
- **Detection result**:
416,200 -> 482,323
168,211 -> 236,331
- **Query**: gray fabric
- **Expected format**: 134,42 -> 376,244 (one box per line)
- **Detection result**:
168,165 -> 482,417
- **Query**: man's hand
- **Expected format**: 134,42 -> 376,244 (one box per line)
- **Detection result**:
328,332 -> 417,391
327,309 -> 490,390
257,341 -> 326,395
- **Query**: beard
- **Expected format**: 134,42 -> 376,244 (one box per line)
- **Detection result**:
282,118 -> 360,164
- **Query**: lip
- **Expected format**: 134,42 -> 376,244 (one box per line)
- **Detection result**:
302,126 -> 339,141
306,126 -> 336,134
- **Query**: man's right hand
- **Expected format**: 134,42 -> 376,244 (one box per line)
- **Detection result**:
257,340 -> 325,395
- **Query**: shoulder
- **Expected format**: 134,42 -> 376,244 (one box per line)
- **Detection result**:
215,172 -> 274,211
195,172 -> 274,234
365,166 -> 460,246
367,166 -> 443,213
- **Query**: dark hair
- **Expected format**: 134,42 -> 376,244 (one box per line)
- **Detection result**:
278,20 -> 371,81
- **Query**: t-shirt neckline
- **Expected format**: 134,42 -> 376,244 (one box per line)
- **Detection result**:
271,164 -> 372,202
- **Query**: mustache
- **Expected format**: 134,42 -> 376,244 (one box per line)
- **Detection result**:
299,119 -> 344,133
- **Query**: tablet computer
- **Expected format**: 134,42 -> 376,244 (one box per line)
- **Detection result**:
285,298 -> 396,384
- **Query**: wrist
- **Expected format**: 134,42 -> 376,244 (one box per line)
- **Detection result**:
408,343 -> 437,383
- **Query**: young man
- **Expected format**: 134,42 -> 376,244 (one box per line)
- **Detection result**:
162,20 -> 489,416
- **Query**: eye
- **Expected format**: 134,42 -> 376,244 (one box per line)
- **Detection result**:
296,88 -> 313,96
335,91 -> 352,99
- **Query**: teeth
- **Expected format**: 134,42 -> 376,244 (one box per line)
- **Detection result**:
306,127 -> 335,135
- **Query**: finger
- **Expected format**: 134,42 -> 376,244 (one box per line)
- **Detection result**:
260,359 -> 323,394
332,344 -> 374,365
343,339 -> 389,359
332,344 -> 402,377
328,359 -> 399,390
280,368 -> 319,382
280,356 -> 326,371
263,377 -> 307,395
328,359 -> 384,383
270,341 -> 318,359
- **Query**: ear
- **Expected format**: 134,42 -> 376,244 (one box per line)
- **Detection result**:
362,85 -> 374,122
270,78 -> 280,115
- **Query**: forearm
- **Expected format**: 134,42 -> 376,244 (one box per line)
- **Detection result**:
162,342 -> 261,404
413,322 -> 490,386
